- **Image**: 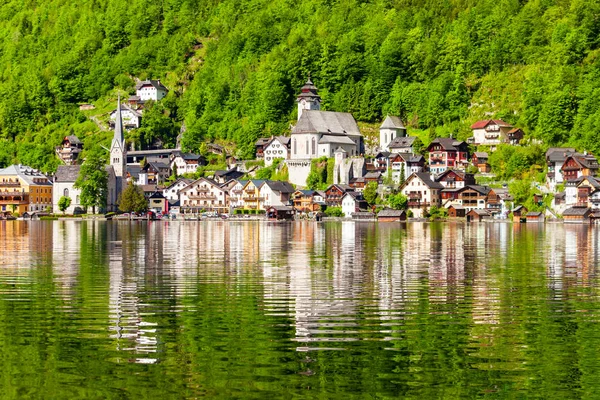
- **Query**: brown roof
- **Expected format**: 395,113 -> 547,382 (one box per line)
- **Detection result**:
470,119 -> 512,129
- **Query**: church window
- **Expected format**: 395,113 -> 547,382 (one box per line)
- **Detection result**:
293,139 -> 297,155
64,188 -> 69,197
312,137 -> 316,155
306,140 -> 309,155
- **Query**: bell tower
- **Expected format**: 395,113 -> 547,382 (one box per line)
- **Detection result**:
296,75 -> 321,120
110,96 -> 126,192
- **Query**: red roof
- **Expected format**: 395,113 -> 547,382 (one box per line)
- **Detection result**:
470,119 -> 512,129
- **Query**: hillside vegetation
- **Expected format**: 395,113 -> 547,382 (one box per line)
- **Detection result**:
0,0 -> 599,172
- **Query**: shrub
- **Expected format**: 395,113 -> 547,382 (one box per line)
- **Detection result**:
324,207 -> 344,217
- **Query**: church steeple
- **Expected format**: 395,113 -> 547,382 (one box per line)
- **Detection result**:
297,74 -> 321,120
110,95 -> 126,179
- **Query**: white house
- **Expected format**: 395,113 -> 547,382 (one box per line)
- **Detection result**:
470,119 -> 523,148
110,104 -> 142,130
388,153 -> 425,184
379,116 -> 406,152
162,178 -> 193,201
263,136 -> 290,166
546,148 -> 577,191
179,177 -> 228,213
341,191 -> 367,218
170,152 -> 204,175
399,172 -> 443,218
222,179 -> 246,209
259,181 -> 295,208
136,80 -> 169,101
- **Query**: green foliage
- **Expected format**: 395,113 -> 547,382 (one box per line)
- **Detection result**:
254,158 -> 286,180
118,181 -> 148,213
324,207 -> 344,217
74,150 -> 108,213
363,182 -> 379,206
387,193 -> 408,210
306,157 -> 330,190
426,205 -> 448,221
58,196 -> 71,214
488,144 -> 545,180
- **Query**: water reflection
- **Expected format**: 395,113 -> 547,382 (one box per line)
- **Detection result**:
1,220 -> 600,397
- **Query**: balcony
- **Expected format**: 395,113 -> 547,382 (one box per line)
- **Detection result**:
188,194 -> 217,200
0,182 -> 20,188
244,196 -> 264,202
408,201 -> 430,207
407,192 -> 422,199
196,187 -> 210,193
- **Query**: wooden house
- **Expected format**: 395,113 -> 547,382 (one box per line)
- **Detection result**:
427,138 -> 470,175
472,152 -> 490,173
563,206 -> 592,223
266,205 -> 295,220
466,208 -> 490,222
324,184 -> 353,207
525,211 -> 544,223
447,205 -> 466,218
512,205 -> 528,223
377,208 -> 407,222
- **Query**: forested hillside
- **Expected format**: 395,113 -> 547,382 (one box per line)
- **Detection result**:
1,0 -> 599,172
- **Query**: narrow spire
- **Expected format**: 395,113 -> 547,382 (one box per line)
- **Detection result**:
114,94 -> 124,148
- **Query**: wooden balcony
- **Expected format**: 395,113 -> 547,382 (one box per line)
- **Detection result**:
188,194 -> 217,200
0,182 -> 20,188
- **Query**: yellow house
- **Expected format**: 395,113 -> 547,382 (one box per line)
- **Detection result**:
241,180 -> 265,210
0,165 -> 53,215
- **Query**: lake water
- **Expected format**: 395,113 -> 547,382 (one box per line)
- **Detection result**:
0,220 -> 599,398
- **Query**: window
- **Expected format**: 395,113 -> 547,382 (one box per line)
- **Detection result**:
64,188 -> 69,197
312,137 -> 316,155
293,139 -> 297,155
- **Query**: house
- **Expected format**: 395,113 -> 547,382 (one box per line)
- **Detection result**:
435,170 -> 475,189
240,180 -> 265,210
138,162 -> 170,185
388,153 -> 425,184
352,211 -> 376,220
563,206 -> 592,223
52,165 -> 83,214
459,185 -> 492,210
512,205 -> 528,222
466,208 -> 491,222
126,149 -> 179,165
427,138 -> 470,175
0,165 -> 53,215
472,152 -> 490,173
266,205 -> 295,220
398,172 -> 443,218
179,177 -> 228,213
349,176 -> 367,191
292,190 -> 321,213
162,178 -> 193,201
255,138 -> 271,159
546,147 -> 577,190
470,119 -> 520,147
135,80 -> 168,101
561,153 -> 599,182
55,135 -> 83,165
263,136 -> 291,166
488,187 -> 513,216
388,136 -> 417,154
291,78 -> 362,160
324,184 -> 353,207
259,180 -> 295,208
447,205 -> 466,218
379,116 -> 406,152
370,152 -> 390,172
341,191 -> 369,218
213,168 -> 245,184
170,152 -> 205,175
377,208 -> 407,222
364,171 -> 383,184
223,179 -> 246,209
148,191 -> 168,214
573,176 -> 600,209
110,103 -> 142,130
526,211 -> 544,223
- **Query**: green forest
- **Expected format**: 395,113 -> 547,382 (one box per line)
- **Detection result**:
0,0 -> 599,173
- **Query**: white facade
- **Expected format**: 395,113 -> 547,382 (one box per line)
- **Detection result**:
399,174 -> 442,218
170,155 -> 200,175
162,179 -> 192,201
259,186 -> 290,208
341,193 -> 358,218
110,108 -> 141,129
297,98 -> 320,121
565,182 -> 578,207
136,83 -> 168,101
379,116 -> 406,152
263,138 -> 290,166
52,182 -> 82,214
179,178 -> 228,210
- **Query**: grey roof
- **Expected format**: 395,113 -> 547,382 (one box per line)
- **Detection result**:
466,185 -> 492,195
448,205 -> 465,210
526,212 -> 543,217
65,135 -> 82,145
547,148 -> 577,163
256,137 -> 271,146
474,152 -> 488,158
0,164 -> 52,185
55,165 -> 81,182
328,184 -> 353,192
267,205 -> 295,211
140,184 -> 159,193
128,149 -> 178,157
149,191 -> 166,199
292,110 -> 361,137
262,180 -> 294,193
127,165 -> 142,179
295,189 -> 316,196
318,135 -> 356,145
512,205 -> 527,212
364,171 -> 382,179
375,151 -> 391,158
268,136 -> 291,146
469,209 -> 490,216
408,155 -> 425,163
563,206 -> 591,216
136,80 -> 168,91
429,137 -> 466,151
414,172 -> 444,189
380,116 -> 406,130
579,175 -> 600,190
377,208 -> 406,217
164,178 -> 193,191
388,136 -> 416,149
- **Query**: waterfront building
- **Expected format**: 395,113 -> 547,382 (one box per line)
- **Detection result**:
162,178 -> 193,201
179,177 -> 228,213
259,181 -> 294,208
341,191 -> 368,218
398,172 -> 443,218
0,164 -> 52,214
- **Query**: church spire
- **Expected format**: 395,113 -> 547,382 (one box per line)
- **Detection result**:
114,95 -> 124,148
110,95 -> 126,180
297,75 -> 321,121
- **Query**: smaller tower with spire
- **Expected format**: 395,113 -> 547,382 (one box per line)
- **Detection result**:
296,75 -> 321,121
110,96 -> 126,192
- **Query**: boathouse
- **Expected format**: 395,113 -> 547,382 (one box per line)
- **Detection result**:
377,208 -> 407,222
447,205 -> 466,218
512,205 -> 528,223
526,211 -> 544,223
466,208 -> 490,222
562,206 -> 592,224
266,205 -> 295,220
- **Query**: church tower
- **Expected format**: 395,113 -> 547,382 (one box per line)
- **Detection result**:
110,96 -> 126,192
296,76 -> 321,120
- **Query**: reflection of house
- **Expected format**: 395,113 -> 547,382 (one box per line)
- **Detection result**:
427,138 -> 469,175
179,177 -> 228,212
56,135 -> 83,165
0,164 -> 53,214
398,172 -> 443,218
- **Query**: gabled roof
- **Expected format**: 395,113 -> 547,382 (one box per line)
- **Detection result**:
547,148 -> 577,162
326,184 -> 353,193
262,180 -> 294,193
374,151 -> 391,158
428,137 -> 467,151
55,165 -> 81,182
563,206 -> 591,216
364,171 -> 382,179
64,135 -> 82,145
507,128 -> 524,134
342,191 -> 363,200
0,164 -> 52,185
526,212 -> 543,217
513,205 -> 527,212
435,169 -> 468,182
380,116 -> 405,130
256,137 -> 271,146
470,119 -> 512,129
388,136 -> 416,149
468,209 -> 490,216
265,136 -> 291,147
405,172 -> 444,190
465,185 -> 492,195
294,189 -> 316,196
377,208 -> 406,217
149,191 -> 165,199
292,110 -> 361,137
474,152 -> 488,158
164,178 -> 193,191
136,80 -> 168,91
578,175 -> 600,190
111,103 -> 142,118
564,154 -> 599,170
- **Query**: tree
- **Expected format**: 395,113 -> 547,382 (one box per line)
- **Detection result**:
74,151 -> 108,214
387,193 -> 408,210
58,196 -> 71,214
363,181 -> 379,206
118,181 -> 148,214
